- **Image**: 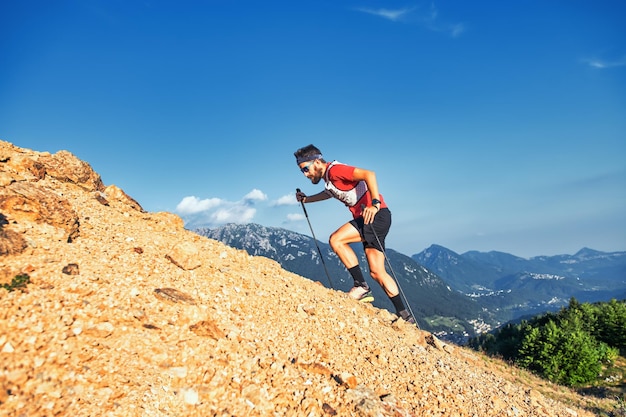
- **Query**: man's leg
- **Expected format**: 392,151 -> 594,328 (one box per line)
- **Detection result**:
366,248 -> 414,323
329,223 -> 373,300
329,222 -> 362,269
364,248 -> 399,297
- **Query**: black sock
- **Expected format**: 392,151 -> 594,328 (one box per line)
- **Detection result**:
348,265 -> 368,288
390,294 -> 405,314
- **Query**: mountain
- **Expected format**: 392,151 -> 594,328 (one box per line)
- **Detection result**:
409,244 -> 503,293
414,244 -> 626,322
461,250 -> 531,275
0,139 -> 607,416
196,224 -> 490,342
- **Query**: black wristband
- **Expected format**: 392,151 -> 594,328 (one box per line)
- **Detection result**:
371,198 -> 381,206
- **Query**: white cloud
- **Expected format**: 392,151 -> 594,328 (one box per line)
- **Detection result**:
176,196 -> 222,215
175,189 -> 266,228
423,3 -> 465,37
355,7 -> 415,22
583,56 -> 626,69
287,213 -> 305,221
354,3 -> 464,38
449,23 -> 465,38
275,193 -> 298,206
213,206 -> 256,223
244,188 -> 267,201
175,189 -> 324,231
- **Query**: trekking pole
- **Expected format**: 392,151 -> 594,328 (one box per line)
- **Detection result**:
297,188 -> 334,289
370,223 -> 420,329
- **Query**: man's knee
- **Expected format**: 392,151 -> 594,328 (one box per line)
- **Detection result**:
328,232 -> 340,250
369,268 -> 384,281
329,231 -> 349,251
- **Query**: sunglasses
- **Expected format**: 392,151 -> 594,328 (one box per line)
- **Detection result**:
300,160 -> 315,173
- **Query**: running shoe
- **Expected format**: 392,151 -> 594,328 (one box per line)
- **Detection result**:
398,309 -> 416,324
348,286 -> 374,303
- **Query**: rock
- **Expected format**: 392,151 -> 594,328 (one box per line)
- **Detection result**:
0,181 -> 80,242
0,223 -> 27,257
189,319 -> 225,339
154,287 -> 196,305
104,184 -> 144,212
39,149 -> 104,191
336,372 -> 358,388
182,388 -> 199,405
165,240 -> 201,270
84,322 -> 115,338
62,263 -> 80,275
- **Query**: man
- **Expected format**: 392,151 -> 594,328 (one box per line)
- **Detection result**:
294,144 -> 415,324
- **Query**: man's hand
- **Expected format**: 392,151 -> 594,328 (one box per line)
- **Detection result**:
296,190 -> 307,202
363,205 -> 378,224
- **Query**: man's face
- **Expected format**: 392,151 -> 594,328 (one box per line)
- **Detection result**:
299,159 -> 323,184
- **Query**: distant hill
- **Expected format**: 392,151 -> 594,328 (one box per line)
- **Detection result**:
414,245 -> 626,322
407,244 -> 503,294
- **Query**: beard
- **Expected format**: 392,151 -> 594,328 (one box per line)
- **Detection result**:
308,166 -> 323,184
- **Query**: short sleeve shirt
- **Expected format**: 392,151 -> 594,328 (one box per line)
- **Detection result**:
323,161 -> 387,218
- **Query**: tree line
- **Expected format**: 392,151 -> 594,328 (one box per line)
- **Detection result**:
468,298 -> 626,387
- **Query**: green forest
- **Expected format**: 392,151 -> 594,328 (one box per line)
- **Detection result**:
468,298 -> 626,388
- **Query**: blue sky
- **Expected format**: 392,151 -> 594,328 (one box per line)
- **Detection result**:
1,1 -> 625,258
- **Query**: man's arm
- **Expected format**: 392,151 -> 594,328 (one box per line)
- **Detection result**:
297,190 -> 332,203
352,167 -> 381,224
352,168 -> 381,205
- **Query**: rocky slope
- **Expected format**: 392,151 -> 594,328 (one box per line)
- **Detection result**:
0,140 -> 604,416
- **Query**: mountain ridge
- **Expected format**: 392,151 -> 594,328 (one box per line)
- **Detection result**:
414,243 -> 626,324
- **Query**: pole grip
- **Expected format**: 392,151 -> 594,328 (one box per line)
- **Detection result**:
296,188 -> 307,214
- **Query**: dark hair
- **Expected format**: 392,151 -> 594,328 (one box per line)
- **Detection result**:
294,144 -> 326,164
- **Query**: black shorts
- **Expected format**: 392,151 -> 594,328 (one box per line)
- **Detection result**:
349,208 -> 391,252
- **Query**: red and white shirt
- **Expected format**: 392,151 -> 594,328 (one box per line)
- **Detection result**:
323,161 -> 387,219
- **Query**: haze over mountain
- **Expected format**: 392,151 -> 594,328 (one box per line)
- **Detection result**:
414,244 -> 626,319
